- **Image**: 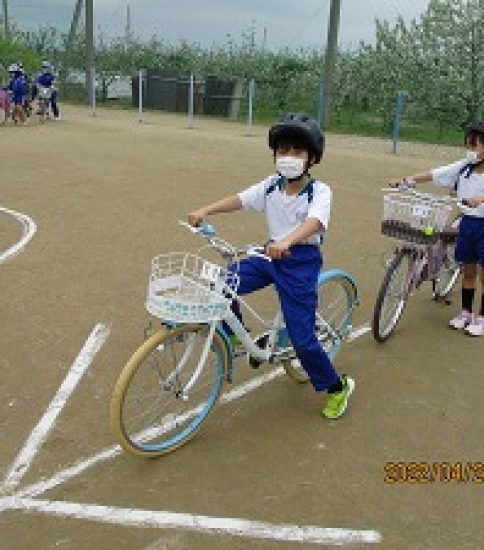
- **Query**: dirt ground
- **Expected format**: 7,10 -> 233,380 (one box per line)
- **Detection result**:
0,106 -> 483,549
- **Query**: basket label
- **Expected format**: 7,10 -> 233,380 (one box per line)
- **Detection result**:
411,204 -> 431,218
200,262 -> 221,283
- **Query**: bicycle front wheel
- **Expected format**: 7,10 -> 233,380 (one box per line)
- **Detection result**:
432,243 -> 461,300
283,271 -> 358,383
110,324 -> 228,458
372,249 -> 413,342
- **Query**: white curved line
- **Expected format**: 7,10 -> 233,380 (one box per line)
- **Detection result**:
0,206 -> 37,263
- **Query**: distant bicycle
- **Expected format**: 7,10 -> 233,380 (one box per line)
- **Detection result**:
0,89 -> 11,125
372,188 -> 465,342
37,86 -> 52,123
110,221 -> 359,457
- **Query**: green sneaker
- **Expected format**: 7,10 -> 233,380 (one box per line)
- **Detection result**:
322,375 -> 355,419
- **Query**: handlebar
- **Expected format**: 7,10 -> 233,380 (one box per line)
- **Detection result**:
381,187 -> 473,208
178,220 -> 269,260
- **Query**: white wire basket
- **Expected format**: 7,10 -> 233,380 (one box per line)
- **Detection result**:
38,86 -> 52,100
381,193 -> 453,243
146,252 -> 239,323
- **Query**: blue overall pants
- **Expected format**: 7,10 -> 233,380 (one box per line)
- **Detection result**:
226,244 -> 339,392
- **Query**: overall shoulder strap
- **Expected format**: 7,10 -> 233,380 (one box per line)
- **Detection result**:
265,175 -> 284,196
455,160 -> 484,191
299,177 -> 315,203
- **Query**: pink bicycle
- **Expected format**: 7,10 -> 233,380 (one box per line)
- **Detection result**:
0,90 -> 11,124
372,188 -> 464,342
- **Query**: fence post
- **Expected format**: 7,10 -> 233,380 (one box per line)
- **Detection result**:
138,68 -> 143,122
317,79 -> 325,128
246,78 -> 255,136
88,68 -> 96,117
188,74 -> 194,128
392,91 -> 406,154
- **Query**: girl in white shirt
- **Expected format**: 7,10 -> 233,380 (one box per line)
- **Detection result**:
392,121 -> 484,336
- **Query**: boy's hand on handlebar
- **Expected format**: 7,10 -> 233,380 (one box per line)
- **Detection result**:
265,240 -> 291,260
187,209 -> 207,227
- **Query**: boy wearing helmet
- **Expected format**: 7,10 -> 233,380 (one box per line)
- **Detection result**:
9,65 -> 28,125
188,113 -> 355,419
35,61 -> 60,119
391,121 -> 484,336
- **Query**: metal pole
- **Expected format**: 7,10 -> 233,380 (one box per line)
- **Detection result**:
126,3 -> 131,52
392,92 -> 406,155
246,78 -> 255,136
62,0 -> 83,94
188,74 -> 194,128
138,68 -> 143,122
316,79 -> 325,128
85,0 -> 95,115
2,0 -> 9,41
322,0 -> 342,128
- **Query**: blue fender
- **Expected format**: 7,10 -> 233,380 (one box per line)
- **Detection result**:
216,326 -> 234,382
317,268 -> 359,305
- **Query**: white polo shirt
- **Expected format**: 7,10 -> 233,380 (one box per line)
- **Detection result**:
238,174 -> 331,245
432,159 -> 484,218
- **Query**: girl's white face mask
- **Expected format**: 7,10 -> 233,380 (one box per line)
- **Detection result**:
275,156 -> 305,180
466,150 -> 480,164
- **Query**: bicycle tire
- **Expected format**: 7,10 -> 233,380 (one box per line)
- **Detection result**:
432,244 -> 461,301
372,248 -> 413,342
110,324 -> 228,458
283,271 -> 358,383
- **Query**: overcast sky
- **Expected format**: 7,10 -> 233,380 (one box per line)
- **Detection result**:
10,0 -> 431,50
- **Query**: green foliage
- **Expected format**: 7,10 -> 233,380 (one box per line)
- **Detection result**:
0,38 -> 41,75
4,2 -> 484,144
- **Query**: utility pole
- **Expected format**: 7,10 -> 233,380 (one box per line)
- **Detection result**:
67,0 -> 83,47
61,0 -> 83,93
85,0 -> 95,112
126,3 -> 131,52
322,0 -> 342,128
2,0 -> 9,41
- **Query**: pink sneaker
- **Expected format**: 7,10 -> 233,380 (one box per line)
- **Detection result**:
465,315 -> 484,337
449,310 -> 473,330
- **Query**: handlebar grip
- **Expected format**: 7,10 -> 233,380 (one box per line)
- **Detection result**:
200,223 -> 216,237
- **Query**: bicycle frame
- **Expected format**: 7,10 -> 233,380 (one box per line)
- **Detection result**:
156,221 -> 356,393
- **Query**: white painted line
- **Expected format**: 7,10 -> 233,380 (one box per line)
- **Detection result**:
15,368 -> 286,500
4,498 -> 382,545
1,324 -> 111,494
0,496 -> 18,512
0,206 -> 37,263
347,322 -> 371,342
10,331 -> 368,501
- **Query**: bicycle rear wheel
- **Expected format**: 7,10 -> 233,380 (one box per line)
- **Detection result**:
110,324 -> 227,457
372,249 -> 413,342
283,271 -> 358,383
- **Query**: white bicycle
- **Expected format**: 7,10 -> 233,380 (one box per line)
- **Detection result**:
37,86 -> 52,123
110,222 -> 359,457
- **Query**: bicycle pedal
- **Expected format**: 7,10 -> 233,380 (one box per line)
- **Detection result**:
248,355 -> 263,369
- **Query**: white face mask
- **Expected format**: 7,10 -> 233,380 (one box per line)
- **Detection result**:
466,150 -> 480,164
275,156 -> 305,180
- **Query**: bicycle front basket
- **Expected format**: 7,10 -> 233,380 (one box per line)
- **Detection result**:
381,194 -> 453,243
146,252 -> 239,323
